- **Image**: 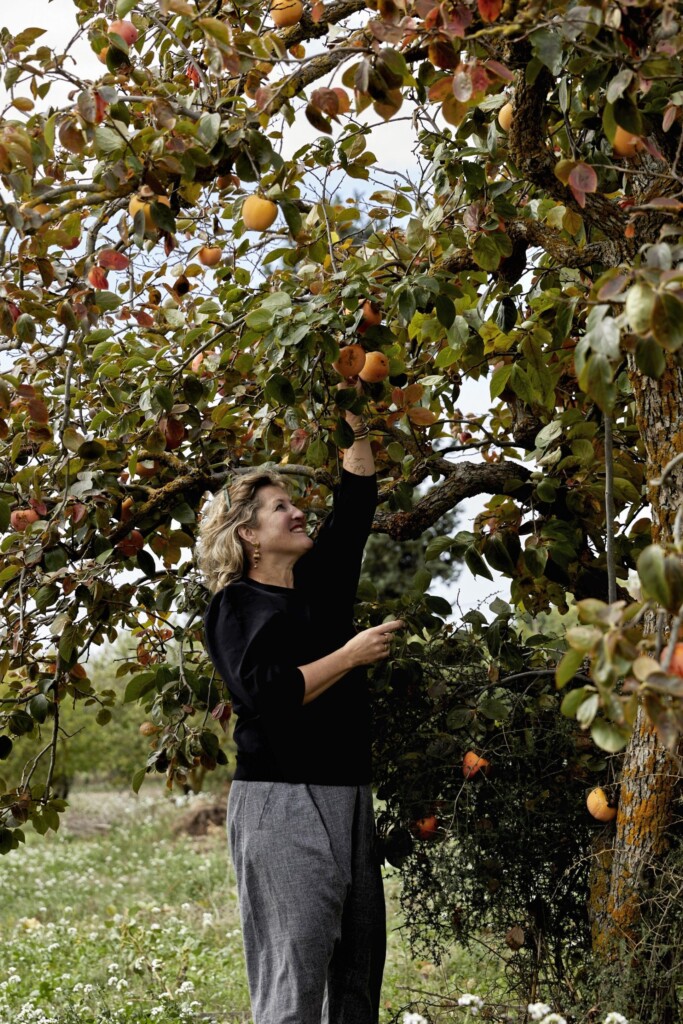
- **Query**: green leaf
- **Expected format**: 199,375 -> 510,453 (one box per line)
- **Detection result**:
555,647 -> 584,689
560,685 -> 592,717
197,113 -> 221,149
265,374 -> 296,407
246,307 -> 275,331
530,29 -> 563,75
424,536 -> 453,560
489,361 -> 513,399
93,126 -> 126,156
591,719 -> 630,753
149,201 -> 176,234
435,294 -> 455,329
578,352 -> 615,413
198,17 -> 232,47
465,545 -> 493,581
613,95 -> 643,135
637,544 -> 671,608
306,437 -> 328,467
131,766 -> 147,795
472,234 -> 502,271
651,292 -> 683,351
635,337 -> 666,379
123,671 -> 157,703
116,0 -> 136,14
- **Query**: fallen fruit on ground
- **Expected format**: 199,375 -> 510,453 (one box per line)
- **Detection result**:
333,344 -> 366,378
270,0 -> 304,27
586,787 -> 617,822
359,351 -> 389,383
242,195 -> 278,232
463,751 -> 491,779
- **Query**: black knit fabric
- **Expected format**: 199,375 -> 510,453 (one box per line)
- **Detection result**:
203,470 -> 378,784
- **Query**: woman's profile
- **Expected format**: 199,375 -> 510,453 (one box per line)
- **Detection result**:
197,389 -> 402,1024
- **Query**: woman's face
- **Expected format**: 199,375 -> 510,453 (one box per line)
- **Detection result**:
246,486 -> 313,561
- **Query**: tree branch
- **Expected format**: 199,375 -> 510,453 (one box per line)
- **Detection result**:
373,460 -> 531,540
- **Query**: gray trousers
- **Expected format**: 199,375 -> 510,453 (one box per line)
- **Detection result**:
227,781 -> 386,1024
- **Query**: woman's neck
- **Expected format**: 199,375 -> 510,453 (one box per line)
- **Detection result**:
247,557 -> 296,589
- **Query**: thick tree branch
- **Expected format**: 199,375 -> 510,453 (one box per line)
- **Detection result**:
373,460 -> 531,540
507,61 -> 634,258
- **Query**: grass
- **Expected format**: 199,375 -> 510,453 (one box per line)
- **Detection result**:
0,786 -> 504,1024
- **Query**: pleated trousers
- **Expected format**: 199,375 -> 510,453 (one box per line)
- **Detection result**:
227,780 -> 386,1024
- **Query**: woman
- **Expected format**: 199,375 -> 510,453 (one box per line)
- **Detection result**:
198,396 -> 402,1024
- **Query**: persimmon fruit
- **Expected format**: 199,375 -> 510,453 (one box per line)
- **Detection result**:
612,125 -> 644,158
11,508 -> 39,532
128,193 -> 171,233
668,641 -> 683,678
462,751 -> 491,779
586,787 -> 617,822
270,0 -> 304,27
498,102 -> 514,132
198,246 -> 222,267
333,344 -> 366,378
242,195 -> 278,232
360,299 -> 382,327
412,815 -> 439,839
139,721 -> 160,736
108,19 -> 139,45
359,351 -> 389,383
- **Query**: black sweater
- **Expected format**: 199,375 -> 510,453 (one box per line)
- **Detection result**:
203,470 -> 378,785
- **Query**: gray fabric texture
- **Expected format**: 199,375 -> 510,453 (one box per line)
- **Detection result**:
228,781 -> 386,1024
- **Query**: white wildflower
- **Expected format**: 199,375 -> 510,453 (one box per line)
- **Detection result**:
604,1015 -> 629,1024
528,1005 -> 552,1021
458,993 -> 484,1014
177,980 -> 195,994
402,1014 -> 427,1024
540,1015 -> 567,1024
202,912 -> 213,927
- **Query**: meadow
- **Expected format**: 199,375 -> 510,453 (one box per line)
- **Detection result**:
0,785 -> 503,1024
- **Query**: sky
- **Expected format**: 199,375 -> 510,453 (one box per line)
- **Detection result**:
1,1 -> 506,617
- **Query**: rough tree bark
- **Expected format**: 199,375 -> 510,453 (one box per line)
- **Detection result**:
591,362 -> 683,1022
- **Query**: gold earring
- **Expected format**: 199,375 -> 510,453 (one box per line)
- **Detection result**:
252,540 -> 261,567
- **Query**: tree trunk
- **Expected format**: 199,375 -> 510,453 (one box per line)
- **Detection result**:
592,360 -> 683,1021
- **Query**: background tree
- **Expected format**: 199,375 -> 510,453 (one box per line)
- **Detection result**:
2,0 -> 683,1018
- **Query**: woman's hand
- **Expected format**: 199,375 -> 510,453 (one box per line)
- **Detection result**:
343,620 -> 404,667
337,378 -> 364,430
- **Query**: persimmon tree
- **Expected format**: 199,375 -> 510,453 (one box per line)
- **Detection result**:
2,0 -> 683,1018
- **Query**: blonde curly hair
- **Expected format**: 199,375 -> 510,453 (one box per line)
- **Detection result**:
196,470 -> 284,594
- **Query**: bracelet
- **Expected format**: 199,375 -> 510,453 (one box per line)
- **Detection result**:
352,423 -> 370,441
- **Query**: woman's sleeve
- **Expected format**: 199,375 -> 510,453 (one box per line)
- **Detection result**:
297,469 -> 378,603
204,595 -> 305,718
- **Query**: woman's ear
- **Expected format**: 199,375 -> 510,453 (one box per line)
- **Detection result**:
238,525 -> 254,545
